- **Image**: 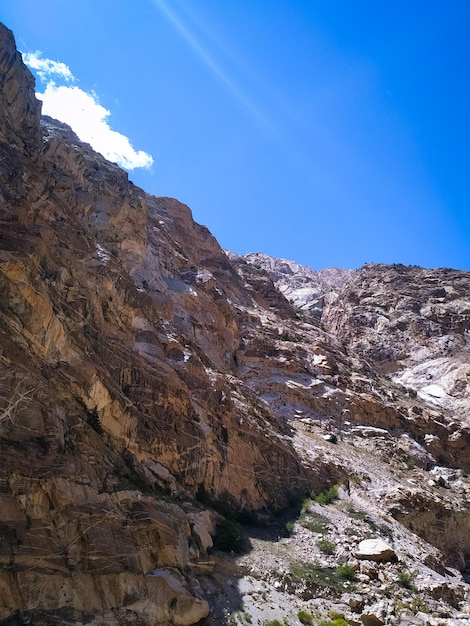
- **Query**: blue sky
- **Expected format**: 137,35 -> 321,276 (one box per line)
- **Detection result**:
2,1 -> 469,270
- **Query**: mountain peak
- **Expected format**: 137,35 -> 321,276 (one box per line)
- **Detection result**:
0,23 -> 42,157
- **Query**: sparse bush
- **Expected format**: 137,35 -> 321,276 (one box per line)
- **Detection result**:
329,611 -> 347,621
285,521 -> 295,535
377,523 -> 393,538
317,619 -> 349,626
290,561 -> 356,588
196,485 -> 237,519
297,610 -> 313,624
397,569 -> 414,590
231,611 -> 252,625
316,539 -> 336,555
410,595 -> 430,614
343,502 -> 367,520
334,563 -> 357,582
302,511 -> 330,534
262,620 -> 284,626
312,485 -> 339,506
213,519 -> 244,553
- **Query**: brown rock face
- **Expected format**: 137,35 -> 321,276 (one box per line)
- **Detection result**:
0,24 -> 41,157
0,23 -> 315,625
322,263 -> 470,375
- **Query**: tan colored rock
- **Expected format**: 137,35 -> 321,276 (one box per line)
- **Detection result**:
360,614 -> 385,626
0,570 -> 209,625
188,510 -> 216,553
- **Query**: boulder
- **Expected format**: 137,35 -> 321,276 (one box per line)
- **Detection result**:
354,538 -> 396,562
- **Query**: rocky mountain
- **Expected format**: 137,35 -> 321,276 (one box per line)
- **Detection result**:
230,251 -> 352,319
1,22 -> 470,626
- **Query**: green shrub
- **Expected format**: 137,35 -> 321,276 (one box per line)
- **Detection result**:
334,564 -> 357,582
297,609 -> 313,624
397,569 -> 414,590
343,502 -> 367,520
312,485 -> 339,506
329,611 -> 347,621
213,519 -> 244,553
377,522 -> 393,538
285,521 -> 295,535
262,620 -> 284,626
196,485 -> 237,520
410,596 -> 430,614
290,561 -> 356,588
317,539 -> 336,555
302,512 -> 330,534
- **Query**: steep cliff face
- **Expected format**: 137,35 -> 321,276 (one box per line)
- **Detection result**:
0,23 -> 317,626
322,264 -> 470,454
1,22 -> 470,626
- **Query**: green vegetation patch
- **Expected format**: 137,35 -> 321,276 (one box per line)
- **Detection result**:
342,502 -> 368,520
213,518 -> 244,553
311,485 -> 339,506
317,618 -> 349,626
297,609 -> 314,624
301,511 -> 331,534
397,569 -> 415,591
290,561 -> 357,589
316,539 -> 336,555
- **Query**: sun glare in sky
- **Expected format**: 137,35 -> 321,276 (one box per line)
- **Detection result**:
3,0 -> 470,271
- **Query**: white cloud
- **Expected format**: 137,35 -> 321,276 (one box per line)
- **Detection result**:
38,83 -> 154,170
23,51 -> 75,83
23,52 -> 154,171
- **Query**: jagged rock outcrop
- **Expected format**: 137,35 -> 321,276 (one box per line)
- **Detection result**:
0,23 -> 318,625
322,263 -> 470,375
237,251 -> 351,318
0,24 -> 41,157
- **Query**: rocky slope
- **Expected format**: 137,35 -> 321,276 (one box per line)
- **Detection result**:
232,251 -> 352,318
0,22 -> 470,626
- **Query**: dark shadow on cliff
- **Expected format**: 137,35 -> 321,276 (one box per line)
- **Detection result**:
199,505 -> 302,625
